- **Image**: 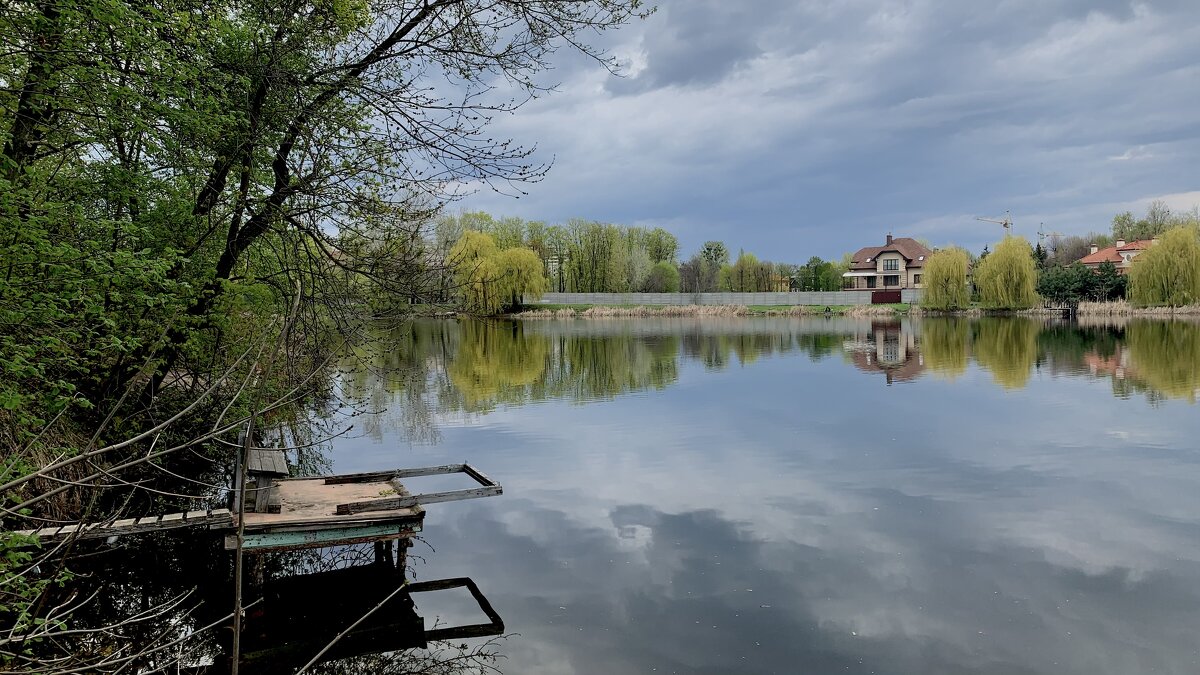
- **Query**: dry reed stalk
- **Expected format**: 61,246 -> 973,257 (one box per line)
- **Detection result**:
579,305 -> 749,318
844,305 -> 907,317
1073,301 -> 1200,316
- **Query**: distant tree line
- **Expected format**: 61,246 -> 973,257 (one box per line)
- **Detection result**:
435,213 -> 851,302
436,201 -> 1200,314
436,212 -> 680,295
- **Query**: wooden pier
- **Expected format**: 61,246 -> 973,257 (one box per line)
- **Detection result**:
11,460 -> 501,553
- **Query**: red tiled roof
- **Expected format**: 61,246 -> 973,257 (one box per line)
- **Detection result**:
849,237 -> 934,270
1076,239 -> 1154,266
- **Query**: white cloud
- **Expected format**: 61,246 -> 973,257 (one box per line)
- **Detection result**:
1108,146 -> 1153,161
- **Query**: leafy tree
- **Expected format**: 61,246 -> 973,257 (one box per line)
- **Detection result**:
1128,226 -> 1200,306
1111,211 -> 1139,241
1037,264 -> 1089,303
1093,261 -> 1126,301
449,231 -> 546,314
718,263 -> 735,291
497,248 -> 549,310
643,261 -> 681,292
921,247 -> 971,310
645,228 -> 679,263
795,256 -> 839,291
974,237 -> 1039,309
700,241 -> 730,266
1037,262 -> 1127,304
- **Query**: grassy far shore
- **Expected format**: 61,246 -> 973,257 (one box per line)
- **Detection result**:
510,300 -> 1200,319
514,303 -> 911,317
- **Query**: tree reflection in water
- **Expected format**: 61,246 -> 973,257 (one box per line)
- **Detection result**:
921,318 -> 970,380
972,317 -> 1040,389
1125,319 -> 1200,403
336,316 -> 1200,446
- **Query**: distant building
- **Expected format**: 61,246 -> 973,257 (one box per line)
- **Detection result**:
842,234 -> 933,290
1076,239 -> 1156,273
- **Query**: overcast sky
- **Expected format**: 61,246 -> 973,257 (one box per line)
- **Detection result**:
456,0 -> 1200,261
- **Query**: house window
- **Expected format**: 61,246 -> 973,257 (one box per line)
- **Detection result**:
883,259 -> 899,271
913,274 -> 922,285
866,276 -> 877,289
883,275 -> 899,286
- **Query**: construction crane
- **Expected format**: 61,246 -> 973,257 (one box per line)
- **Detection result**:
976,210 -> 1013,233
1037,223 -> 1065,243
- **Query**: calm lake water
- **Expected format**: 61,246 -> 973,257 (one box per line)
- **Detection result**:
323,316 -> 1200,675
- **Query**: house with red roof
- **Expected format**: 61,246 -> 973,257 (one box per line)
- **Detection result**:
842,234 -> 933,290
1076,238 -> 1156,273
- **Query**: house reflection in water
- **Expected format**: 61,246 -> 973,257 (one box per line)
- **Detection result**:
844,320 -> 926,385
1085,345 -> 1136,382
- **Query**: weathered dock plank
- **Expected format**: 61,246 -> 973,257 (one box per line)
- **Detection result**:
335,485 -> 501,515
10,509 -> 233,545
226,522 -> 423,552
334,463 -> 502,515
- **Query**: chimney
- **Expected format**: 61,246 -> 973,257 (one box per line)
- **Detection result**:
886,234 -> 893,245
1116,239 -> 1126,247
1089,243 -> 1098,255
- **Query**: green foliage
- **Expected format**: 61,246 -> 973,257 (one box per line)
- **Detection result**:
721,251 -> 777,291
0,0 -> 647,665
1128,226 -> 1200,306
921,247 -> 971,310
793,256 -> 843,291
700,241 -> 730,266
441,213 -> 681,294
449,231 -> 548,314
974,237 -> 1039,309
497,247 -> 550,309
1037,262 -> 1126,303
643,261 -> 681,292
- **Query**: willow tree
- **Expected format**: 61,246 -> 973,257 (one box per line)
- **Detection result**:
1128,227 -> 1200,306
974,237 -> 1039,309
497,247 -> 549,310
449,231 -> 547,314
921,247 -> 971,310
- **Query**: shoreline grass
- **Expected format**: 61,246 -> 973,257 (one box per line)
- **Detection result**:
514,300 -> 1200,319
514,303 -> 912,318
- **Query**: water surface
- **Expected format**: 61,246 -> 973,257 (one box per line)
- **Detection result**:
328,316 -> 1200,674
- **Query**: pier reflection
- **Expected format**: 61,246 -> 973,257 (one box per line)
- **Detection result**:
48,530 -> 505,675
229,544 -> 504,674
